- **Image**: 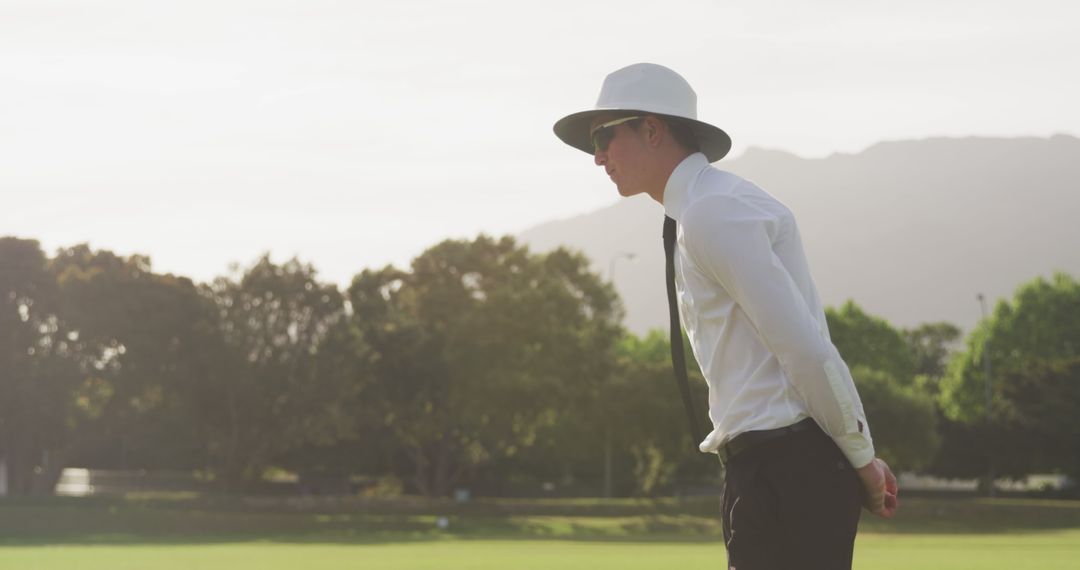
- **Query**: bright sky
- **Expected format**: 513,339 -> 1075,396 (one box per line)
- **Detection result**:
3,0 -> 1078,286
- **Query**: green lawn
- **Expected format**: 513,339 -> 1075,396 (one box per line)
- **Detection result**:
1,495 -> 1078,569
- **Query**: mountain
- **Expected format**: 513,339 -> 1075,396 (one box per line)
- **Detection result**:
520,134 -> 1080,335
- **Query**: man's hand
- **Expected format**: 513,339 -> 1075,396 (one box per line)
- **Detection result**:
855,457 -> 898,518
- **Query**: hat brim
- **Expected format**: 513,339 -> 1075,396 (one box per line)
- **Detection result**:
553,109 -> 732,163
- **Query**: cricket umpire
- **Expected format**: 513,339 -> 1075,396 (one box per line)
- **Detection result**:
553,63 -> 898,569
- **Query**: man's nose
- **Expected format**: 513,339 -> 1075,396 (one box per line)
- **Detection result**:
594,150 -> 606,166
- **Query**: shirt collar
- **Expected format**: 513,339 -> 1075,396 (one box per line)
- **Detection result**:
663,152 -> 709,221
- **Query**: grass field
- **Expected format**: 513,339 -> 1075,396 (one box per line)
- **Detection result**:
1,494 -> 1078,569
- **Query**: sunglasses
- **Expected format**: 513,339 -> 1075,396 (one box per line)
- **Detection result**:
589,116 -> 641,153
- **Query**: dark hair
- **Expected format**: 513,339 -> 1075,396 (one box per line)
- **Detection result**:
666,119 -> 701,153
627,115 -> 700,153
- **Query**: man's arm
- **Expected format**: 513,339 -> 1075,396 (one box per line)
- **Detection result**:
681,195 -> 874,466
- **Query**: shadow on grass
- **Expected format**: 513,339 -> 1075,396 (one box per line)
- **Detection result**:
0,496 -> 1078,547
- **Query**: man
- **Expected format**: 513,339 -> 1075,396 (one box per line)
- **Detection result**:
553,63 -> 898,569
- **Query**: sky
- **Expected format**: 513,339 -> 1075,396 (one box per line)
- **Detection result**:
3,0 -> 1079,287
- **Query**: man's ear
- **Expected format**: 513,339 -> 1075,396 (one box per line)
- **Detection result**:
644,116 -> 664,146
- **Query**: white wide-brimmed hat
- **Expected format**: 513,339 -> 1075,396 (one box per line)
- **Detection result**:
553,63 -> 731,162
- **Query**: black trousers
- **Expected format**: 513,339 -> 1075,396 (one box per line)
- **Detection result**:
721,424 -> 863,570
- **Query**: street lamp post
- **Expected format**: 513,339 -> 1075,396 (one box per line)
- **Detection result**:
603,252 -> 636,499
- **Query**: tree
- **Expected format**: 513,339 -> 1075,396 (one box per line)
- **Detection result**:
848,367 -> 940,470
510,329 -> 710,498
0,238 -> 82,495
996,357 -> 1080,482
349,236 -> 621,497
2,239 -> 212,494
201,255 -> 354,487
936,273 -> 1080,486
610,330 -> 712,495
941,273 -> 1080,423
49,245 -> 223,476
826,300 -> 940,470
905,322 -> 962,382
272,317 -> 381,492
826,300 -> 917,385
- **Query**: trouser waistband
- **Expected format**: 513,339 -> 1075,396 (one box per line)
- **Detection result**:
718,418 -> 820,464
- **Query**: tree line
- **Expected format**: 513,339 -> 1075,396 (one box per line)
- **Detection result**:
1,236 -> 1077,497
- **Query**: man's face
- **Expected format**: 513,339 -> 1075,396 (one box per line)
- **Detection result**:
590,114 -> 648,197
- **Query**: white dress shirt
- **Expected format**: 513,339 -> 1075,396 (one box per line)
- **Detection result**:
664,152 -> 875,468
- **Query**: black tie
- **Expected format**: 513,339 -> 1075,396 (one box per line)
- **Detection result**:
664,216 -> 705,447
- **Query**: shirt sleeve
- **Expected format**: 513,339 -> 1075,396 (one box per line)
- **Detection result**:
681,194 -> 876,468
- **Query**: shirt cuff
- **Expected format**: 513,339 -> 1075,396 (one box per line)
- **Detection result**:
833,433 -> 875,468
